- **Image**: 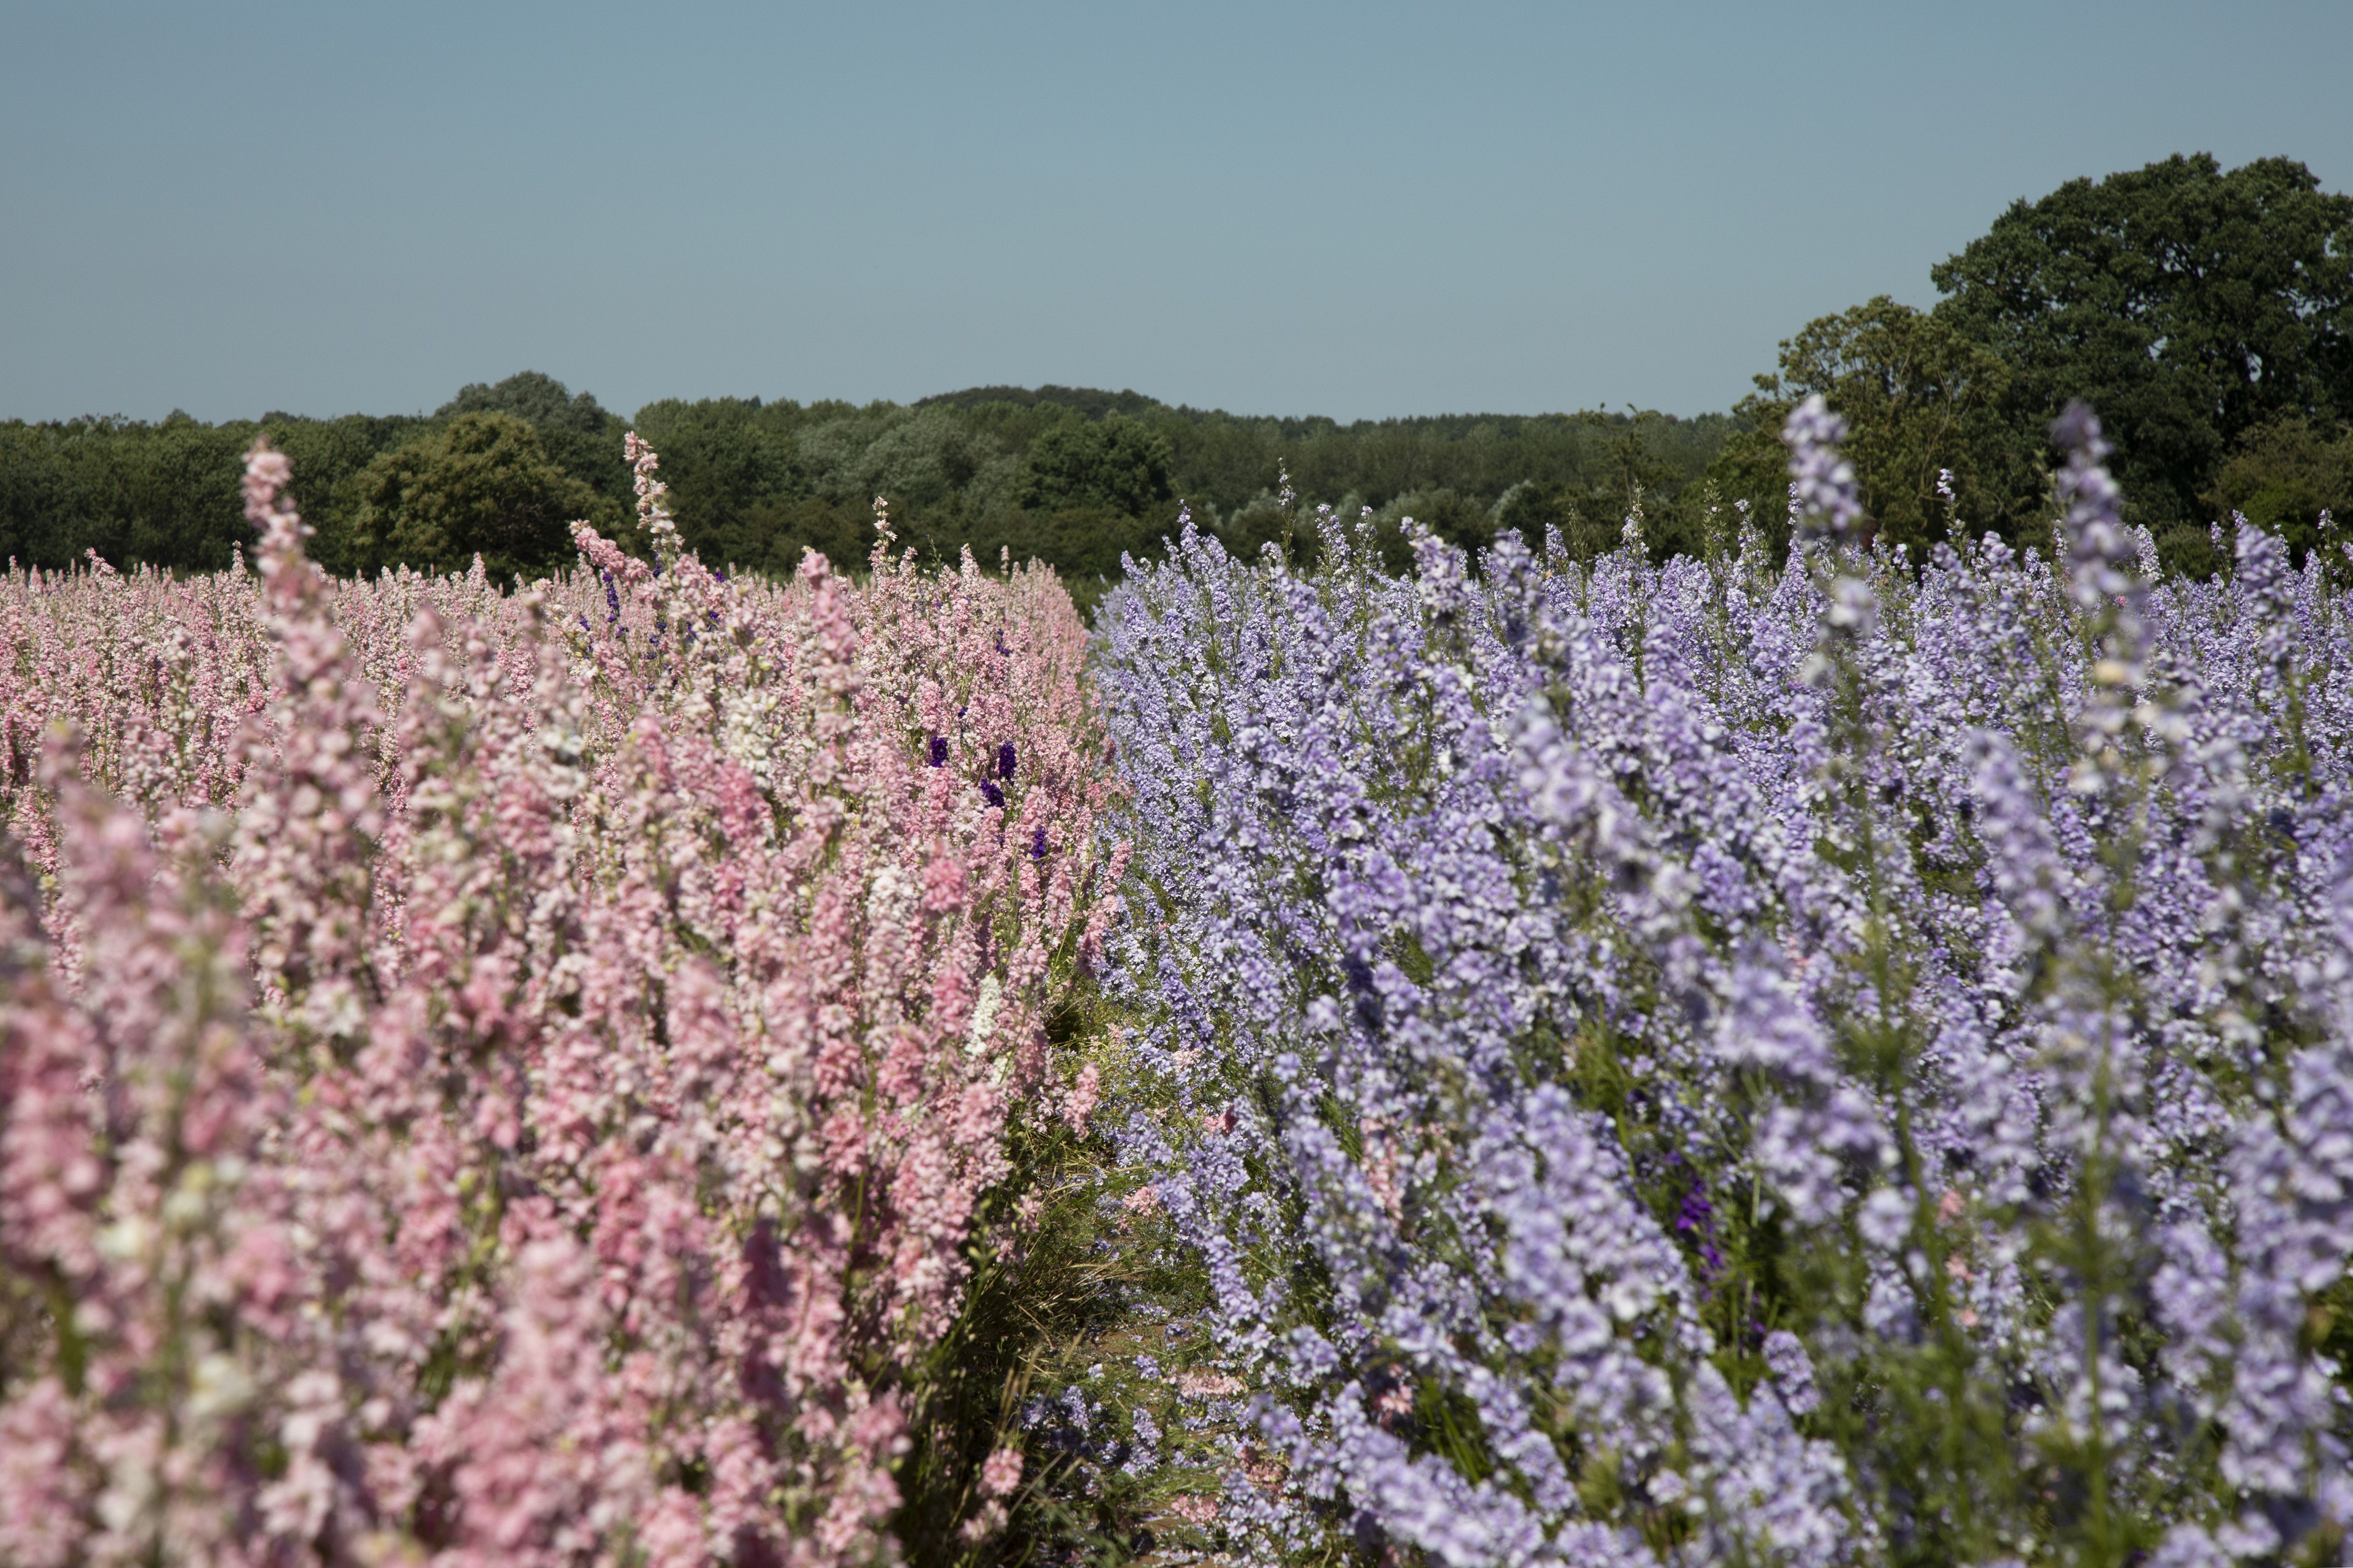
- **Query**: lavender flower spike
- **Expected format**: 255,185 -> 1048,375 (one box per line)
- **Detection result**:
2051,401 -> 2136,614
1784,393 -> 1861,537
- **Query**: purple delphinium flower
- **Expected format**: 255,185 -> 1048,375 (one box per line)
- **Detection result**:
1784,393 -> 1862,538
2052,402 -> 2132,615
1085,410 -> 2353,1562
928,735 -> 948,767
1762,1329 -> 1820,1417
1673,1177 -> 1726,1285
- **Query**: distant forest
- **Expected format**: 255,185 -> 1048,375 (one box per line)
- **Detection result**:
0,377 -> 1728,611
5,153 -> 2348,604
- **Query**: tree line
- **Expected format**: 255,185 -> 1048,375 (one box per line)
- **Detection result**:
0,372 -> 1728,613
1705,153 -> 2353,575
4,151 -> 2345,601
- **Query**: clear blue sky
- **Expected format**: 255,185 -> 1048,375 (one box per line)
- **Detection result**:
2,1 -> 2347,424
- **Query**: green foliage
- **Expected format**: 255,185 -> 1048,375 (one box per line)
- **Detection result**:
0,368 -> 1738,604
1495,422 -> 1709,564
1707,296 -> 2033,552
267,414 -> 441,535
0,374 -> 630,578
1016,416 -> 1176,516
435,370 -> 634,522
0,380 -> 1758,618
1165,405 -> 1729,527
340,412 -> 623,580
862,409 -> 1022,509
436,369 -> 615,435
2203,412 -> 2353,571
1705,154 -> 2353,579
633,391 -> 1730,608
689,496 -> 878,581
0,413 -> 408,573
918,384 -> 1167,423
1931,153 -> 2353,531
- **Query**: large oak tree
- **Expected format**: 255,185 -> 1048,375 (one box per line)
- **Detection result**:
1933,154 -> 2353,532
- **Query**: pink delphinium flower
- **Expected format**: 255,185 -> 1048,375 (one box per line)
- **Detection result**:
0,432 -> 1122,1565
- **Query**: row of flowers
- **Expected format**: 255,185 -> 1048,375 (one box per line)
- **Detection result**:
1089,404 -> 2353,1564
0,436 -> 1123,1565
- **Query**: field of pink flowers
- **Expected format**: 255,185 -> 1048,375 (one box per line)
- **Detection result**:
0,438 -> 1123,1566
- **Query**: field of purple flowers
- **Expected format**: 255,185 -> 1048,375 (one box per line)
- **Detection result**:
1078,402 -> 2353,1567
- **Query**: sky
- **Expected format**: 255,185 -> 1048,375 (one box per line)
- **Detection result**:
2,1 -> 2348,426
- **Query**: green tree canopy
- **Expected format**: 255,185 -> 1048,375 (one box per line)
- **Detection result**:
3,381 -> 1734,600
1931,153 -> 2353,529
1707,296 -> 2030,551
2204,412 -> 2353,569
436,371 -> 617,435
1016,415 -> 1175,515
342,412 -> 622,580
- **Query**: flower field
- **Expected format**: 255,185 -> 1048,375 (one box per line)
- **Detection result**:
0,440 -> 1121,1565
3,405 -> 2352,1566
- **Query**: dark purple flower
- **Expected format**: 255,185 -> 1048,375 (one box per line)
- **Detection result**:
998,742 -> 1017,780
980,779 -> 1005,810
1030,827 -> 1048,859
928,736 -> 948,767
1675,1182 -> 1726,1285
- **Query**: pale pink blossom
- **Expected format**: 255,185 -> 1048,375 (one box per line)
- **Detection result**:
979,1445 -> 1024,1499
